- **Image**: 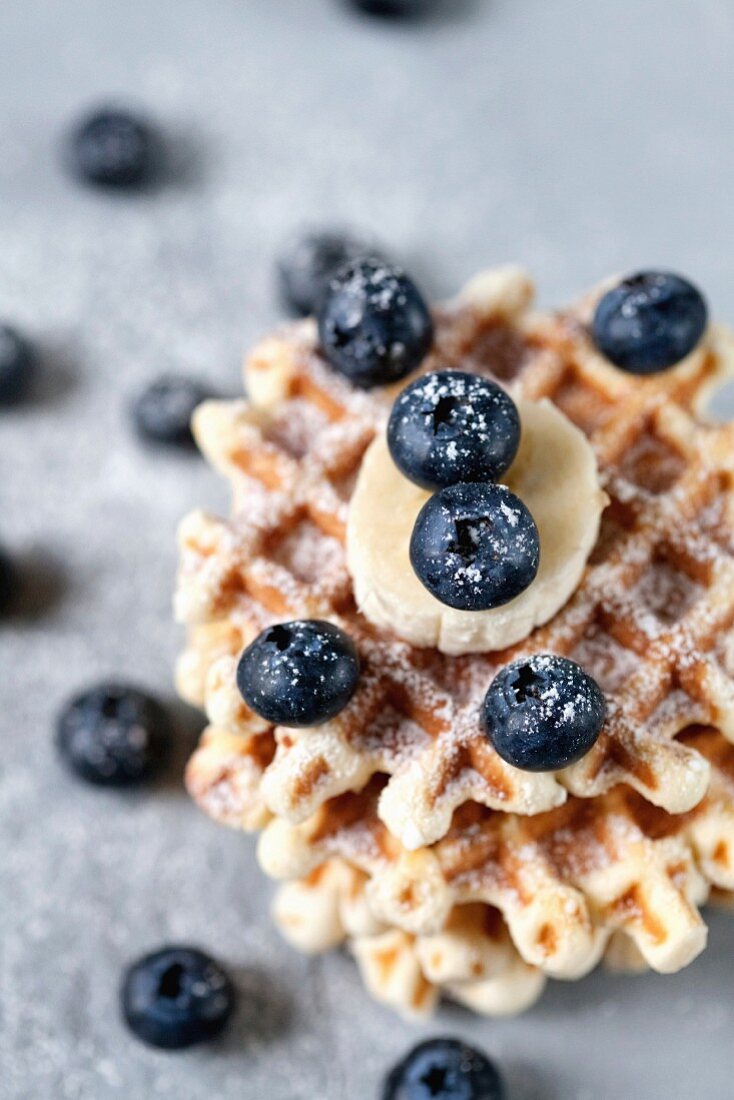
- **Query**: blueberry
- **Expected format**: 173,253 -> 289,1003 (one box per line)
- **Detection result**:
383,1038 -> 506,1100
349,0 -> 432,16
278,228 -> 386,317
0,325 -> 33,404
56,683 -> 171,786
483,654 -> 606,772
0,545 -> 16,611
69,107 -> 155,188
318,258 -> 433,388
122,946 -> 234,1050
133,375 -> 213,447
410,482 -> 539,611
388,371 -> 521,490
236,620 -> 360,726
592,271 -> 708,375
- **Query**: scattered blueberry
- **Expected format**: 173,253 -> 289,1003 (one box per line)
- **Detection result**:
410,481 -> 540,611
0,325 -> 33,404
483,654 -> 606,771
236,620 -> 360,726
0,545 -> 16,611
318,258 -> 433,388
56,683 -> 171,786
383,1038 -> 506,1100
278,228 -> 385,317
592,271 -> 708,375
388,370 -> 521,490
133,375 -> 212,447
69,107 -> 155,188
122,946 -> 234,1050
349,0 -> 432,16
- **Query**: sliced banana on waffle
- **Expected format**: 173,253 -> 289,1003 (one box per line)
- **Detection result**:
347,398 -> 607,655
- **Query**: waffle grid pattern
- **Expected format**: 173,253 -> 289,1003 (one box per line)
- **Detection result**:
175,268 -> 734,1015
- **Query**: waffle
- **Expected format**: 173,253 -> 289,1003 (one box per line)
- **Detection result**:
273,859 -> 546,1019
176,267 -> 734,1015
269,728 -> 734,1016
261,726 -> 734,982
270,736 -> 734,1016
177,267 -> 734,854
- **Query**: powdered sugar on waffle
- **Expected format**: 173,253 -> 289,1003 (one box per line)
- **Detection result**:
173,268 -> 734,1020
179,266 -> 734,873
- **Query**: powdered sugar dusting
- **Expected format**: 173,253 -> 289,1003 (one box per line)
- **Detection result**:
179,279 -> 734,866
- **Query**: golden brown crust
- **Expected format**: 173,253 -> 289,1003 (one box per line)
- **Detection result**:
176,267 -> 734,1015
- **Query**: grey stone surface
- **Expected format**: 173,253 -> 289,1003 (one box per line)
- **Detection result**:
1,1 -> 733,1097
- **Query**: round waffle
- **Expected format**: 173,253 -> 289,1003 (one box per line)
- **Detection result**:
272,859 -> 546,1019
175,267 -> 734,1015
260,727 -> 734,981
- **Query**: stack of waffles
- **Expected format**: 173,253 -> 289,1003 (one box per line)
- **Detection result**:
175,267 -> 734,1018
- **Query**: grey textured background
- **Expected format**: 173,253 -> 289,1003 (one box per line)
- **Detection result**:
1,1 -> 733,1097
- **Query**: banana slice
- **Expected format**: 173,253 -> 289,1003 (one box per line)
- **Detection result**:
347,398 -> 607,655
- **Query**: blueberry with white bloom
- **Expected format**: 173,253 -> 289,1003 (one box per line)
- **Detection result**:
122,946 -> 234,1049
383,1037 -> 506,1100
388,370 -> 521,490
409,482 -> 540,611
133,375 -> 213,447
592,271 -> 707,374
236,620 -> 360,726
483,654 -> 606,771
277,227 -> 386,317
56,683 -> 171,786
69,107 -> 155,187
318,258 -> 433,388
